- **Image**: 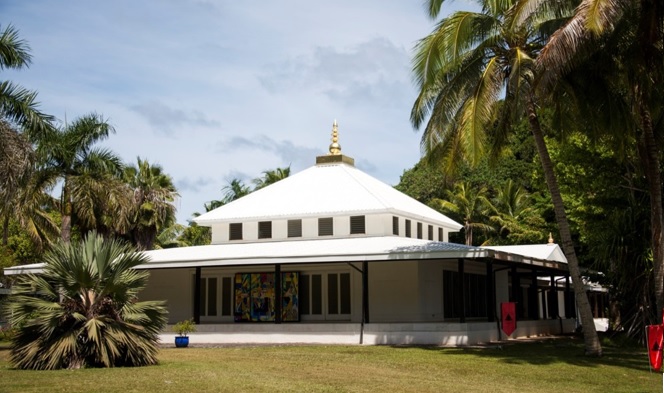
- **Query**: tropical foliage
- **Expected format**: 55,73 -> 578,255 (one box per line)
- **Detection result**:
0,24 -> 53,138
410,0 -> 602,354
124,158 -> 178,250
36,113 -> 124,242
4,232 -> 168,369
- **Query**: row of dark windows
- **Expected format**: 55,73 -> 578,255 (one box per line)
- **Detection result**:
197,273 -> 352,318
392,216 -> 444,241
229,216 -> 366,241
443,270 -> 487,319
230,216 -> 445,241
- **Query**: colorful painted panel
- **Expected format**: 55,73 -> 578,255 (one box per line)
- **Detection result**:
234,272 -> 299,322
251,273 -> 275,321
234,273 -> 251,322
282,272 -> 299,322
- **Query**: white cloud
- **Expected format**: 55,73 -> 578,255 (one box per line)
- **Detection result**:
130,101 -> 221,136
3,0 -> 453,223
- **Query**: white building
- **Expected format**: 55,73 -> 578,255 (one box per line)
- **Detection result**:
5,122 -> 577,345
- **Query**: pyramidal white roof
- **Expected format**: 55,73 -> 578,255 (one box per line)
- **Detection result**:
195,160 -> 461,230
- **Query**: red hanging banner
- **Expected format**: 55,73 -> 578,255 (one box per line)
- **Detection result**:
648,324 -> 664,371
501,302 -> 517,337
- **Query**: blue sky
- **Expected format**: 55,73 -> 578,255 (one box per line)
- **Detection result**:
3,1 -> 465,224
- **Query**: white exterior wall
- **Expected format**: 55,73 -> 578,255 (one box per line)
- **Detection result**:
273,219 -> 288,239
211,224 -> 226,244
417,261 -> 444,320
208,214 -> 458,244
558,291 -> 566,318
141,268 -> 193,324
334,216 -> 350,237
495,269 -> 509,316
367,214 -> 389,236
143,260 -> 575,346
302,218 -> 317,238
369,261 -> 420,322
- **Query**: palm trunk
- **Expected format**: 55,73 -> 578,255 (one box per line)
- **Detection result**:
638,103 -> 664,321
2,214 -> 8,246
526,95 -> 602,356
133,226 -> 156,251
61,178 -> 72,243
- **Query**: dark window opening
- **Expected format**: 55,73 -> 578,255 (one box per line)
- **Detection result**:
288,219 -> 302,238
258,221 -> 272,239
229,223 -> 243,240
443,270 -> 487,319
319,217 -> 333,236
350,215 -> 365,234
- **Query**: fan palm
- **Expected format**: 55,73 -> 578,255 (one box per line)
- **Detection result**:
411,0 -> 601,354
124,157 -> 178,251
4,231 -> 168,370
0,24 -> 53,138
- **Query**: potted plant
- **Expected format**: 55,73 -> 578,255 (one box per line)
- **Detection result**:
173,318 -> 196,348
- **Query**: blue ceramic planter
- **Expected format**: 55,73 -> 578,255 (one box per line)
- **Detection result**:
175,336 -> 189,348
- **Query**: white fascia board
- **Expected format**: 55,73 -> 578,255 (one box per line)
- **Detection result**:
486,249 -> 568,271
134,249 -> 489,270
4,263 -> 45,275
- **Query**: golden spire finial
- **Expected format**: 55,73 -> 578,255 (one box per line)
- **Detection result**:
328,119 -> 341,155
548,232 -> 554,244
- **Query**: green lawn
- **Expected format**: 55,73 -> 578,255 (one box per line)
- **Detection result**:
0,337 -> 659,392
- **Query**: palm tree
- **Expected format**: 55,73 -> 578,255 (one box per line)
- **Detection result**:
4,231 -> 168,370
433,182 -> 494,246
488,180 -> 545,244
0,120 -> 58,249
37,113 -> 123,243
124,157 -> 179,251
253,166 -> 291,190
0,24 -> 53,138
205,178 -> 251,211
536,0 -> 664,322
154,223 -> 187,249
411,0 -> 601,354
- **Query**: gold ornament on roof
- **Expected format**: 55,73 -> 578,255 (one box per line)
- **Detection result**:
329,119 -> 341,155
548,232 -> 554,244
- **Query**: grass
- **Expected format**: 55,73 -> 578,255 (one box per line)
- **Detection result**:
0,336 -> 660,392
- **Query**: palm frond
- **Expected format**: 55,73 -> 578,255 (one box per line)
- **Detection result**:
0,24 -> 31,70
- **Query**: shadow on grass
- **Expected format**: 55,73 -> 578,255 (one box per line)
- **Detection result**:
390,334 -> 652,373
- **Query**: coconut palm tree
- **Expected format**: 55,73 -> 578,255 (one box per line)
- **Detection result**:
37,113 -> 123,243
411,0 -> 601,355
253,166 -> 291,190
4,231 -> 168,370
433,182 -> 494,246
536,0 -> 664,322
205,178 -> 251,211
488,180 -> 545,245
124,157 -> 178,251
0,24 -> 53,138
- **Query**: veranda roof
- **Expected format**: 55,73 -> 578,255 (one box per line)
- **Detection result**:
3,238 -> 569,275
